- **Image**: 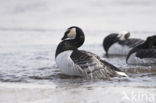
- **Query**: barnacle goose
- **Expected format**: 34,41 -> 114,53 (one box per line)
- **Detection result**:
103,31 -> 144,56
55,26 -> 127,79
126,35 -> 156,65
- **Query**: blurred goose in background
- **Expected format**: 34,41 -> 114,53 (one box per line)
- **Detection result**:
126,35 -> 156,65
103,31 -> 144,56
55,26 -> 127,79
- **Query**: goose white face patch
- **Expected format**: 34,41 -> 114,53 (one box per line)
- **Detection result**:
119,31 -> 130,41
67,28 -> 76,39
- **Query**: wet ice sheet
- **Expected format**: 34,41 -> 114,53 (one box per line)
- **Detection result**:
0,37 -> 156,86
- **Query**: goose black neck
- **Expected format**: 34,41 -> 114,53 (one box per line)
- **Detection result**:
55,36 -> 84,58
126,43 -> 144,62
55,40 -> 75,58
103,33 -> 119,54
55,27 -> 85,58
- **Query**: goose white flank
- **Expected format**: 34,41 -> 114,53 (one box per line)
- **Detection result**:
103,31 -> 144,56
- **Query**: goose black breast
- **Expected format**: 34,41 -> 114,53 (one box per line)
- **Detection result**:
136,49 -> 156,59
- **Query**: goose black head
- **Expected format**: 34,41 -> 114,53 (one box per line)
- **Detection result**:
55,26 -> 85,58
103,33 -> 119,56
61,26 -> 85,48
62,26 -> 85,41
144,35 -> 156,49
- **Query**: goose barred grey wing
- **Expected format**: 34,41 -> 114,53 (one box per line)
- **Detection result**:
119,39 -> 144,48
70,50 -> 119,79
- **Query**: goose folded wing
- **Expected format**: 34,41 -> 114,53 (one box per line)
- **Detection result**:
70,50 -> 117,78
